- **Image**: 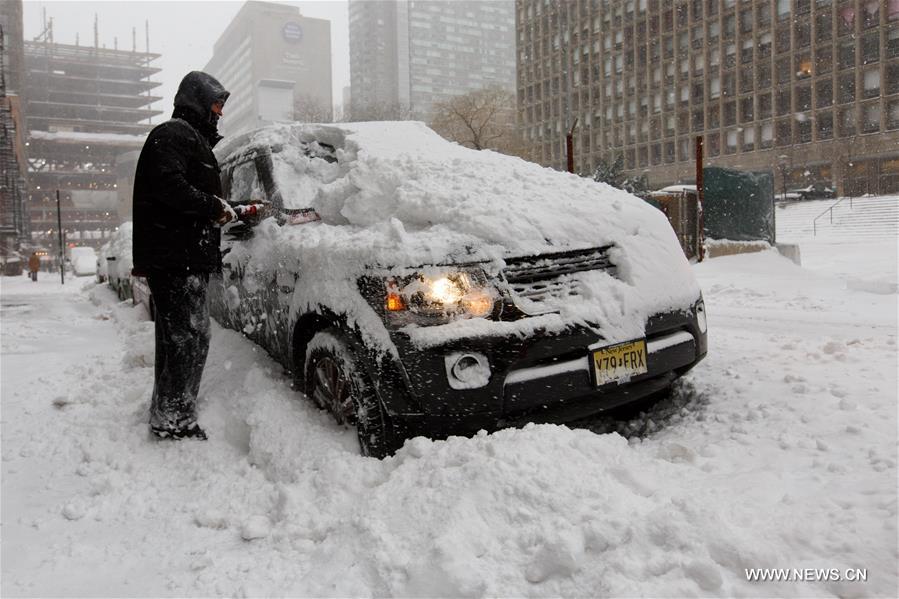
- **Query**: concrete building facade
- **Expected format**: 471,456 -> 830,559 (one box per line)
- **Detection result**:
349,0 -> 516,119
205,1 -> 332,136
0,0 -> 29,266
516,0 -> 899,196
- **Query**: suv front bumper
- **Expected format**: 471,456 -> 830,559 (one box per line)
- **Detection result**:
371,306 -> 707,440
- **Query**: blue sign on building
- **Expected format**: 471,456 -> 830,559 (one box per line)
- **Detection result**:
282,21 -> 304,43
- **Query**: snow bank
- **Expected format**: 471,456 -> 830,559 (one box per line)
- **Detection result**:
2,243 -> 896,597
218,123 -> 700,348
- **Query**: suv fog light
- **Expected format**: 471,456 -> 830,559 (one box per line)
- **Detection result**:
696,300 -> 707,333
445,352 -> 491,390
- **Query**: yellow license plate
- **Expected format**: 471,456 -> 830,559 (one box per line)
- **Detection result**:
592,339 -> 648,386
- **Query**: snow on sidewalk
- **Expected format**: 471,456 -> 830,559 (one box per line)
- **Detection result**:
1,244 -> 896,597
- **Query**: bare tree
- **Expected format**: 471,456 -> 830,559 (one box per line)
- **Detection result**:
293,93 -> 334,123
428,86 -> 531,160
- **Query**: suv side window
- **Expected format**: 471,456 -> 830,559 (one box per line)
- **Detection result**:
227,159 -> 265,203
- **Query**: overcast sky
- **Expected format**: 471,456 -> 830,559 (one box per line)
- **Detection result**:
22,0 -> 350,123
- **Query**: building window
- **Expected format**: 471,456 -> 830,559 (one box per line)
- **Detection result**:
838,43 -> 855,70
678,137 -> 690,161
758,63 -> 772,88
839,105 -> 856,136
862,67 -> 880,98
741,39 -> 754,64
692,108 -> 704,131
740,67 -> 754,93
742,126 -> 756,151
638,146 -> 648,167
817,111 -> 834,139
862,1 -> 880,28
665,141 -> 675,163
652,143 -> 662,165
758,92 -> 773,119
709,104 -> 721,128
797,85 -> 812,111
741,9 -> 753,33
817,78 -> 833,107
725,129 -> 738,153
723,72 -> 736,97
839,72 -> 856,103
776,89 -> 792,115
888,63 -> 899,95
710,75 -> 721,99
797,117 -> 813,142
796,53 -> 813,79
708,132 -> 720,156
777,57 -> 791,84
861,102 -> 880,133
887,98 -> 899,130
776,25 -> 791,54
776,119 -> 792,145
777,0 -> 791,19
724,101 -> 736,125
816,45 -> 833,75
816,10 -> 832,43
757,4 -> 771,28
759,32 -> 772,57
740,96 -> 754,122
861,31 -> 880,64
795,21 -> 811,48
838,5 -> 856,36
889,27 -> 899,59
761,121 -> 775,148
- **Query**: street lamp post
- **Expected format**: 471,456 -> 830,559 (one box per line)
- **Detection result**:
56,189 -> 64,285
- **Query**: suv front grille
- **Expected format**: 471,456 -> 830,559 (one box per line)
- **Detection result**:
502,245 -> 616,304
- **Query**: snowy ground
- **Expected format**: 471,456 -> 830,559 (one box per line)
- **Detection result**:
1,239 -> 896,598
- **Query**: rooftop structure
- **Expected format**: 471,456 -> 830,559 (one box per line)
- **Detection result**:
23,19 -> 161,249
348,0 -> 516,120
516,0 -> 899,196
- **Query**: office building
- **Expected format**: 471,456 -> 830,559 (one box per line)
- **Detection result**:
23,20 -> 160,249
516,0 -> 899,195
205,1 -> 333,136
348,0 -> 516,119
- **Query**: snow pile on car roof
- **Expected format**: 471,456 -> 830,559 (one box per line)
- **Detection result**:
218,122 -> 700,346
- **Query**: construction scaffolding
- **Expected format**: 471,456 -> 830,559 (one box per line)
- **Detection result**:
24,15 -> 161,250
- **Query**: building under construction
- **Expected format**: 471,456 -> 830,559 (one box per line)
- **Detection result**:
0,0 -> 29,273
24,17 -> 161,250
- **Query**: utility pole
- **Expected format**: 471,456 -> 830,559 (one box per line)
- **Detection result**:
695,136 -> 704,262
566,118 -> 578,173
56,189 -> 64,284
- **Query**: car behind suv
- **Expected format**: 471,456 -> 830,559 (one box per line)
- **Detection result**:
210,122 -> 707,457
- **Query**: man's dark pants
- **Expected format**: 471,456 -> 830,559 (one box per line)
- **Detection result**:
147,273 -> 211,430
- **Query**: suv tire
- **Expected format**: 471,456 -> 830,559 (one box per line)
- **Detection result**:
304,329 -> 395,458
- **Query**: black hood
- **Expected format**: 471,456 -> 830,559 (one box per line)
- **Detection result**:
173,71 -> 230,146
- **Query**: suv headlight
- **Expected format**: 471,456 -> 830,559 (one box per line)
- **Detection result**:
382,268 -> 498,326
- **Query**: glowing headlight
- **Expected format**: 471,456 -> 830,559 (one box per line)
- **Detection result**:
383,269 -> 497,325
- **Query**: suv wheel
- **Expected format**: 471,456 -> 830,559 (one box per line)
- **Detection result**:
303,329 -> 394,458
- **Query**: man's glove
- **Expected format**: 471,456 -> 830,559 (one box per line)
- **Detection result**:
215,197 -> 238,225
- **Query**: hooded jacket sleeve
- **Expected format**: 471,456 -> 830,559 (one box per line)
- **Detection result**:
146,123 -> 222,220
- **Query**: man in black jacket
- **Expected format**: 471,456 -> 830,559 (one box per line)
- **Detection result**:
133,71 -> 235,440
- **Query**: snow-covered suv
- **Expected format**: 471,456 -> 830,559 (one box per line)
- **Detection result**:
210,122 -> 707,457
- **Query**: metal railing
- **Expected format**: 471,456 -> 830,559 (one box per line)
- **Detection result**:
812,196 -> 854,236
